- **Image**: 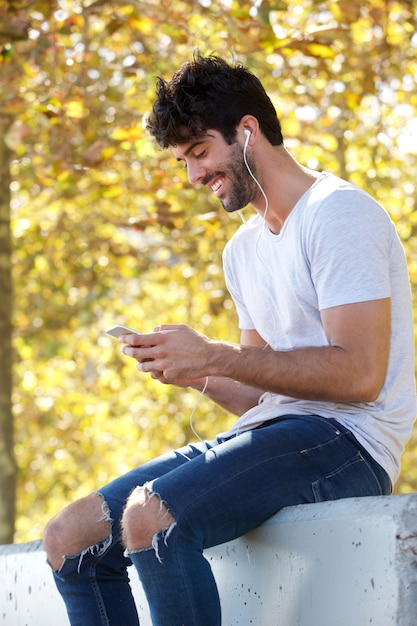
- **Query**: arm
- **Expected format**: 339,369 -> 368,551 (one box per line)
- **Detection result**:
122,297 -> 391,404
215,298 -> 390,403
145,329 -> 265,416
188,330 -> 265,415
191,376 -> 263,416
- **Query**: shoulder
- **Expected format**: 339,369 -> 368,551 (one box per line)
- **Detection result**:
302,172 -> 394,231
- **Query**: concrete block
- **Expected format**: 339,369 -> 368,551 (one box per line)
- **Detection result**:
1,494 -> 416,625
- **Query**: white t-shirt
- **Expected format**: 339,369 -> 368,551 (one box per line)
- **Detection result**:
221,172 -> 416,484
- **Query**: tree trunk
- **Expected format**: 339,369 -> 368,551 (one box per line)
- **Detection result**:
0,115 -> 17,544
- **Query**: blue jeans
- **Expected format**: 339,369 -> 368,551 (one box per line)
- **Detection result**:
52,415 -> 391,625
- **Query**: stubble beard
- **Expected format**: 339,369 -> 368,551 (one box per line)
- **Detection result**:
219,143 -> 259,214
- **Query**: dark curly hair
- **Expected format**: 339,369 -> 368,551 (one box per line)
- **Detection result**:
147,52 -> 283,148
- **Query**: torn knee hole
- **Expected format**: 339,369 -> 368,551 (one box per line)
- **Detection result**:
122,486 -> 175,552
44,492 -> 113,572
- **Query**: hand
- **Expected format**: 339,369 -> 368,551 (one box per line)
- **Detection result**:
119,324 -> 214,384
148,368 -> 207,390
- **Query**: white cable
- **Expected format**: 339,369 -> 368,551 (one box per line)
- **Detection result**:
189,140 -> 275,442
189,376 -> 209,445
237,209 -> 249,228
235,136 -> 280,438
243,140 -> 269,224
242,139 -> 276,351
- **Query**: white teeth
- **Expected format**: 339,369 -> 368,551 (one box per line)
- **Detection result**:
211,178 -> 224,193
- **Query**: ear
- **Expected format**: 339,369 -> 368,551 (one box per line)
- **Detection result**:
237,115 -> 259,145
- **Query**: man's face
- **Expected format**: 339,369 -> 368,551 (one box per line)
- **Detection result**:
172,130 -> 259,213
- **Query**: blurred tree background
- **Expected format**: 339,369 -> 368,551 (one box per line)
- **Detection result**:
0,0 -> 416,544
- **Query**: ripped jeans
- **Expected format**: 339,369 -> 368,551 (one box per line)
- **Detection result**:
52,415 -> 391,626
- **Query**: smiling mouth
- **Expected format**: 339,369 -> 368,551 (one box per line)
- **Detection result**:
208,175 -> 225,195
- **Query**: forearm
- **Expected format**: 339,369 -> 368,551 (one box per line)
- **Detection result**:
124,301 -> 390,405
207,342 -> 382,403
191,376 -> 263,416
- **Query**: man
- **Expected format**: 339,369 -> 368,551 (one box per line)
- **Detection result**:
44,53 -> 416,626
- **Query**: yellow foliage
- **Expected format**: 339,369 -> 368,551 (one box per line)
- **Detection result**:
65,100 -> 86,119
2,0 -> 417,543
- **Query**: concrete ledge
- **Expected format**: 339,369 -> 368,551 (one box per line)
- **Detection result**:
1,494 -> 417,625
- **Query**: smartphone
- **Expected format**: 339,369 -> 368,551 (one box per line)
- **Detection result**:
106,324 -> 139,338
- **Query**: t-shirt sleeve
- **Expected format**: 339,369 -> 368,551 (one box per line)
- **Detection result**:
305,189 -> 394,310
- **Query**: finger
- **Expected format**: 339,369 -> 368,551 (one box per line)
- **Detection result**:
118,332 -> 143,345
149,370 -> 170,385
122,343 -> 156,362
119,331 -> 161,346
136,360 -> 158,373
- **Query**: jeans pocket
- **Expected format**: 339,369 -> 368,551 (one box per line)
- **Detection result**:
312,451 -> 383,502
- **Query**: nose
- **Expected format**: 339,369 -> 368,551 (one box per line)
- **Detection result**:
187,160 -> 205,186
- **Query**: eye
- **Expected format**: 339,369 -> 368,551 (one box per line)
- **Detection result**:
195,150 -> 206,160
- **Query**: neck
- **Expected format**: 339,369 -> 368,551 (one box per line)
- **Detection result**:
250,144 -> 320,235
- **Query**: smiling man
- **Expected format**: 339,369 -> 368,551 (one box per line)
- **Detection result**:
44,53 -> 416,626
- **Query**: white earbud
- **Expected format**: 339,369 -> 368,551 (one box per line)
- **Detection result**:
244,129 -> 251,150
